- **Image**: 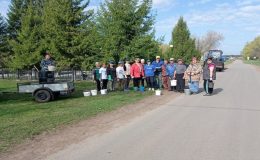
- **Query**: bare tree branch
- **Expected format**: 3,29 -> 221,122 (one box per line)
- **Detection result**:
196,31 -> 224,55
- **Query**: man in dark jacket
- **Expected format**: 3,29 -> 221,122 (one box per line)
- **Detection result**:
39,52 -> 55,83
107,61 -> 117,91
40,52 -> 55,72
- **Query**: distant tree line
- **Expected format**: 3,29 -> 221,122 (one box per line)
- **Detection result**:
0,0 -> 216,70
242,36 -> 260,59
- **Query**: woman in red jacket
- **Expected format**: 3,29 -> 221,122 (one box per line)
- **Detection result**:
131,58 -> 144,90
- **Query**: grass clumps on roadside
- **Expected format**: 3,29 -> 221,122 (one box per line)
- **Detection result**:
0,80 -> 151,152
243,60 -> 260,66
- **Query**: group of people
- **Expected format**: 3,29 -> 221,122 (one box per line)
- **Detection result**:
92,55 -> 216,96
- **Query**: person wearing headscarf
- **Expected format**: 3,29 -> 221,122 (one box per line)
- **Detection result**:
185,57 -> 202,94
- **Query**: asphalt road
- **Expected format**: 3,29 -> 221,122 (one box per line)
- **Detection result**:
47,60 -> 260,160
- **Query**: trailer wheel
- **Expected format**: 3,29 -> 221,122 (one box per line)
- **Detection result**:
34,89 -> 52,103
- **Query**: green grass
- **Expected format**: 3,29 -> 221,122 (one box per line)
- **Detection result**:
243,60 -> 260,66
0,80 -> 151,152
224,59 -> 235,66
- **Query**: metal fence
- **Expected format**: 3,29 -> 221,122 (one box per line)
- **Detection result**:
0,68 -> 93,81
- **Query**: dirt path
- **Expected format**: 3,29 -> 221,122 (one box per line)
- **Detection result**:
1,91 -> 181,160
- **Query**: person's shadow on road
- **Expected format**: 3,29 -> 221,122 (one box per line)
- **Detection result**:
213,88 -> 223,95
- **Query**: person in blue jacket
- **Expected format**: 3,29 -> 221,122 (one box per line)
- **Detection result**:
152,56 -> 164,89
144,60 -> 156,91
167,58 -> 177,91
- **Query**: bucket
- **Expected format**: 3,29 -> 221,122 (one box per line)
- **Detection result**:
170,80 -> 177,86
184,89 -> 191,95
101,89 -> 107,95
91,90 -> 97,96
48,66 -> 56,71
139,86 -> 145,92
155,90 -> 161,96
83,91 -> 91,97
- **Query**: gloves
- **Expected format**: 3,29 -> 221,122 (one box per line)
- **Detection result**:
210,77 -> 213,81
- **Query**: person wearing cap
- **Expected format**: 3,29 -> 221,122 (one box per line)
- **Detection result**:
40,51 -> 55,72
92,62 -> 101,91
39,51 -> 55,83
152,56 -> 164,89
174,59 -> 187,93
140,59 -> 146,87
185,57 -> 202,94
167,58 -> 177,91
124,59 -> 131,91
131,58 -> 144,91
203,57 -> 216,96
144,60 -> 156,91
107,61 -> 117,91
162,59 -> 169,90
116,61 -> 125,91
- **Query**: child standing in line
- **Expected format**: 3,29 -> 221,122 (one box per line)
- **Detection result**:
116,61 -> 126,91
99,63 -> 108,89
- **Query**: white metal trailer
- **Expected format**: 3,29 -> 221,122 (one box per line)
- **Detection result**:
17,81 -> 75,103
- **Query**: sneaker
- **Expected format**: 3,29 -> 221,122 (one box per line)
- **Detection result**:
203,93 -> 211,96
152,88 -> 155,91
148,88 -> 151,91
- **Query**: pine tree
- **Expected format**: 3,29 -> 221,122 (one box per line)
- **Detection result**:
41,0 -> 97,69
10,0 -> 43,69
97,0 -> 159,62
0,14 -> 8,67
7,0 -> 27,39
170,17 -> 200,63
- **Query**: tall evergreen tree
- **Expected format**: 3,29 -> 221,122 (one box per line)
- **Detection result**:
97,0 -> 159,62
41,0 -> 97,69
170,17 -> 200,63
10,0 -> 43,69
0,14 -> 8,67
7,0 -> 27,39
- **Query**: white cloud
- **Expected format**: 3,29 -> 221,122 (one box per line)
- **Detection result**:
188,0 -> 213,7
152,0 -> 177,9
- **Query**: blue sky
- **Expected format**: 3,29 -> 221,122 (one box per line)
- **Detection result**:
1,0 -> 260,54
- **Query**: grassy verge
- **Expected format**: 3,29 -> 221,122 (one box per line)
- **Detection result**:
0,80 -> 151,152
243,60 -> 260,66
224,59 -> 235,66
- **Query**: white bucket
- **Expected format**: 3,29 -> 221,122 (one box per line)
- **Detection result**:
155,90 -> 161,96
184,89 -> 191,95
170,80 -> 177,86
91,90 -> 97,96
101,89 -> 107,95
83,91 -> 91,97
48,66 -> 56,71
